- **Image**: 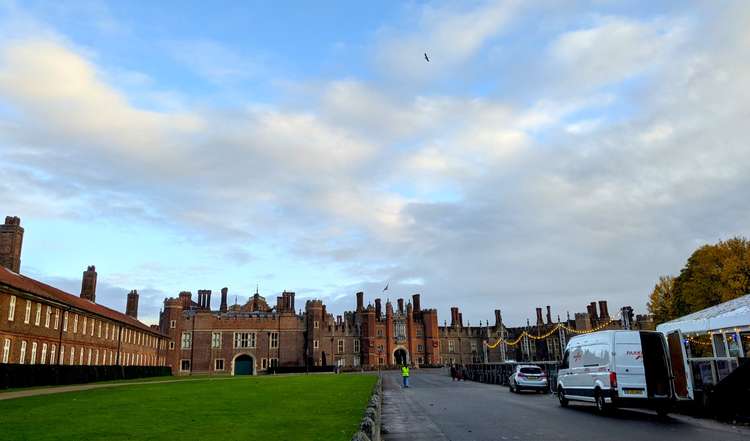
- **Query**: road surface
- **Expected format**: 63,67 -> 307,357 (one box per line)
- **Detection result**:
381,368 -> 748,441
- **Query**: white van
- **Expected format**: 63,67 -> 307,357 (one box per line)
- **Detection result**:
556,330 -> 692,415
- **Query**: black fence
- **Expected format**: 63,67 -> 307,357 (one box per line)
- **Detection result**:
460,362 -> 560,391
266,365 -> 335,374
0,364 -> 172,390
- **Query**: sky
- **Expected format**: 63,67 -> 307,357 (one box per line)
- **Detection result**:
1,1 -> 749,327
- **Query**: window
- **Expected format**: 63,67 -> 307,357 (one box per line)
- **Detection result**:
24,300 -> 31,324
63,311 -> 68,331
73,314 -> 78,333
50,344 -> 56,364
416,329 -> 423,337
418,344 -> 424,352
233,332 -> 256,349
354,339 -> 360,353
69,347 -> 75,365
470,342 -> 477,352
95,349 -> 99,365
261,358 -> 268,369
270,358 -> 279,368
82,317 -> 87,335
90,318 -> 94,336
181,332 -> 192,349
313,340 -> 319,349
59,346 -> 65,365
20,340 -> 27,364
353,356 -> 360,367
214,359 -> 225,371
105,323 -> 109,339
211,332 -> 222,349
377,328 -> 384,337
98,321 -> 102,338
169,341 -> 175,350
337,339 -> 344,354
53,308 -> 59,329
170,320 -> 176,328
180,359 -> 191,372
2,339 -> 10,363
41,343 -> 48,364
314,320 -> 319,328
45,306 -> 51,327
395,322 -> 406,340
448,340 -> 455,353
79,348 -> 84,365
8,295 -> 15,321
30,342 -> 37,364
418,357 -> 424,365
270,332 -> 279,349
378,357 -> 384,365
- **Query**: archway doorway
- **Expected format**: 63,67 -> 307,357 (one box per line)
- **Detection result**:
394,348 -> 408,366
233,354 -> 255,375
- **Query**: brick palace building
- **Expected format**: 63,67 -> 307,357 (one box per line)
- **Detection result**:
1,215 -> 654,376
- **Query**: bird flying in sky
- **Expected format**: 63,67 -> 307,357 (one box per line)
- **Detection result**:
424,52 -> 430,62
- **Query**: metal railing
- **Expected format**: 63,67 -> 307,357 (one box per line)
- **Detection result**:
461,361 -> 559,391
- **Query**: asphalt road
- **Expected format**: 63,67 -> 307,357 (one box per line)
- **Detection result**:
381,368 -> 748,441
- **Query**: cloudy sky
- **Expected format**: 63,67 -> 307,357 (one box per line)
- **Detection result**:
1,1 -> 748,326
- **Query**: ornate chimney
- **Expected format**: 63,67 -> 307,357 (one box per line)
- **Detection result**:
220,287 -> 228,312
80,265 -> 98,302
126,290 -> 139,319
0,216 -> 24,273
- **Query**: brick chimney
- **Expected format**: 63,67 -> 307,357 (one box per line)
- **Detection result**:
220,287 -> 228,312
494,309 -> 503,328
546,305 -> 552,324
375,298 -> 382,318
412,294 -> 421,313
0,216 -> 24,273
451,307 -> 459,327
80,265 -> 97,302
126,290 -> 139,319
397,298 -> 404,314
536,307 -> 544,325
598,300 -> 609,319
356,291 -> 364,312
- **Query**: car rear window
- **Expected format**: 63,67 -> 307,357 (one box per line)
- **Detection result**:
520,367 -> 542,374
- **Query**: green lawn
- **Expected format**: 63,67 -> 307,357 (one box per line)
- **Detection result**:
0,374 -> 377,441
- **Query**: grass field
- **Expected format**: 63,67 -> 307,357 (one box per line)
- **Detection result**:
0,374 -> 377,441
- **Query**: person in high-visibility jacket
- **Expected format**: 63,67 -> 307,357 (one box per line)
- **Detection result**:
401,364 -> 410,388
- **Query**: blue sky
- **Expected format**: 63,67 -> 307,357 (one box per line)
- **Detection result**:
1,1 -> 749,325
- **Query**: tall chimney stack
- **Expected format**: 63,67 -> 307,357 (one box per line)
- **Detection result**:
80,265 -> 98,302
546,305 -> 552,324
0,216 -> 24,273
220,287 -> 228,312
412,294 -> 421,313
356,291 -> 364,312
375,298 -> 382,318
450,307 -> 459,327
494,309 -> 503,328
536,307 -> 544,325
126,290 -> 139,319
589,302 -> 599,321
598,300 -> 609,319
397,298 -> 404,314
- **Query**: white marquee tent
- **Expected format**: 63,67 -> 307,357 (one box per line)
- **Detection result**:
657,294 -> 750,335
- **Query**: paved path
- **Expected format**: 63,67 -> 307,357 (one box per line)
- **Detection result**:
381,368 -> 749,441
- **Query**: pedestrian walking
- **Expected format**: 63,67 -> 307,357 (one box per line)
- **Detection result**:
401,364 -> 410,388
450,364 -> 457,381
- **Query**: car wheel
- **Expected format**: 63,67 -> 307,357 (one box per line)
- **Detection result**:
558,388 -> 568,407
594,390 -> 609,414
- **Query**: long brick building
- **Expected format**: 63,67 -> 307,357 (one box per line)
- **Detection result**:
0,217 -> 169,367
1,215 -> 654,376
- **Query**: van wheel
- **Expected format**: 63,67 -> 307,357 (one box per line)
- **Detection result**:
594,390 -> 609,414
558,388 -> 569,407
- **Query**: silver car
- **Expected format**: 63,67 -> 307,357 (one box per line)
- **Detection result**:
509,365 -> 549,393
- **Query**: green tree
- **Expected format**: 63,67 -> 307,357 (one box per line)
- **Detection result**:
651,237 -> 750,323
648,275 -> 675,323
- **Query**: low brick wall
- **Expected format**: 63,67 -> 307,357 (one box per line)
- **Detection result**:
351,376 -> 383,441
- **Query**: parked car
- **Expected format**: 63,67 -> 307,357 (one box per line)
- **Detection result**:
556,330 -> 693,416
509,364 -> 549,393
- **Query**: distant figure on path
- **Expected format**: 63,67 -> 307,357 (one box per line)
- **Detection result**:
450,364 -> 457,381
401,364 -> 410,388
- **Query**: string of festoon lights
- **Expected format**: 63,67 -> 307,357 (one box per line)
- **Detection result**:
484,312 -> 620,349
684,335 -> 712,346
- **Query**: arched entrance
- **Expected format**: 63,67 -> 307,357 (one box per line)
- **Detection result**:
233,354 -> 255,375
394,348 -> 409,366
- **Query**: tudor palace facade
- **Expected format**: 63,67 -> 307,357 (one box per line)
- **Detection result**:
1,215 -> 654,376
